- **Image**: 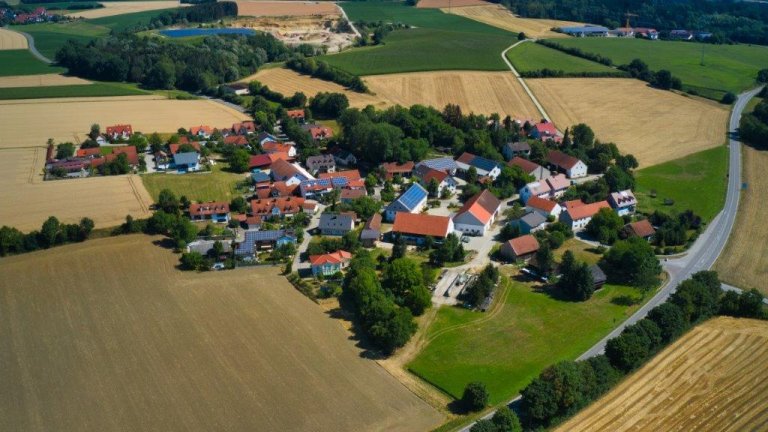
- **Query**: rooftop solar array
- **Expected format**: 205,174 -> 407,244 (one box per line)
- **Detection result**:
398,183 -> 428,211
471,156 -> 502,173
418,157 -> 457,172
235,229 -> 289,255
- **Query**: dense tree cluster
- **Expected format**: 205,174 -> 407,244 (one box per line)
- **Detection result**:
585,207 -> 625,245
520,270 -> 765,430
248,80 -> 307,109
429,233 -> 465,266
464,264 -> 500,308
382,257 -> 432,315
470,406 -> 522,432
647,209 -> 702,248
557,250 -> 595,301
353,21 -> 407,47
286,57 -> 368,92
600,237 -> 661,290
342,251 -> 418,354
620,59 -> 682,91
309,92 -> 350,119
0,216 -> 94,256
507,0 -> 768,45
57,31 -> 291,92
741,98 -> 768,149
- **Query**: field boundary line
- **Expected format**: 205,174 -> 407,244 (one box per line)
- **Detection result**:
127,175 -> 149,213
501,39 -> 550,122
15,30 -> 52,64
28,146 -> 39,184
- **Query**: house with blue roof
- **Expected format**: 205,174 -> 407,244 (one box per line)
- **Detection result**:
385,183 -> 428,222
250,170 -> 271,184
235,229 -> 297,257
416,157 -> 458,176
172,152 -> 200,173
456,152 -> 502,180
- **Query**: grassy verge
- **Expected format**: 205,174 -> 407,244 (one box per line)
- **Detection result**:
506,42 -> 616,74
322,1 -> 515,75
141,163 -> 247,203
635,145 -> 728,222
0,82 -> 148,99
550,37 -> 767,99
408,275 -> 647,405
0,50 -> 65,76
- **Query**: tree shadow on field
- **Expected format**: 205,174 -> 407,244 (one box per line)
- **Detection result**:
326,296 -> 388,360
152,238 -> 176,250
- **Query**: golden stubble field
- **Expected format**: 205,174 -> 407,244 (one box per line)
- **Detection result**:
526,78 -> 728,167
0,147 -> 152,231
67,1 -> 187,18
0,235 -> 443,432
0,27 -> 27,50
556,317 -> 768,432
715,146 -> 768,294
417,0 -> 488,8
0,73 -> 90,88
236,1 -> 339,17
444,4 -> 583,38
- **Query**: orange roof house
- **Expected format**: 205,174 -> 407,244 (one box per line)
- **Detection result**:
453,189 -> 501,236
392,213 -> 454,240
562,200 -> 611,231
309,250 -> 352,276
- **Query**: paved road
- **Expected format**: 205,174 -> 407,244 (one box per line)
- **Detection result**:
457,86 -> 765,431
15,30 -> 52,64
501,39 -> 550,122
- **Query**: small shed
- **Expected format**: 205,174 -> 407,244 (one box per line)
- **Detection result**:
589,264 -> 607,289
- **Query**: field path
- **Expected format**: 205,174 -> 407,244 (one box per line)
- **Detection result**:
17,31 -> 51,63
501,39 -> 550,121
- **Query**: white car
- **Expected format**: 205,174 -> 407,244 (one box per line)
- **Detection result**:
211,263 -> 226,271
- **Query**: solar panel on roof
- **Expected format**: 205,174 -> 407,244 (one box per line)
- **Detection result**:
398,184 -> 427,211
419,157 -> 457,172
472,156 -> 501,172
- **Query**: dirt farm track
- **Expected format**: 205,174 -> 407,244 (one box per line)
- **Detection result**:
0,236 -> 443,432
556,317 -> 768,432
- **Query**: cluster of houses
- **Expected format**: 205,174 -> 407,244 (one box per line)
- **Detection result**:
44,137 -> 141,179
1,6 -> 53,25
557,24 -> 711,40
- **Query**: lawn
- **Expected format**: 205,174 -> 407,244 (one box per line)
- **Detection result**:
0,50 -> 65,76
323,1 -> 516,75
506,41 -> 616,74
15,21 -> 108,59
635,145 -> 728,222
142,163 -> 248,203
0,82 -> 148,99
550,37 -> 768,100
408,276 -> 647,404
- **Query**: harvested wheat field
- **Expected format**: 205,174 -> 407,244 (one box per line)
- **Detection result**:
67,1 -> 186,19
0,147 -> 152,231
365,71 -> 541,119
0,95 -> 249,148
445,5 -> 583,38
236,1 -> 339,17
557,317 -> 768,432
527,78 -> 728,167
0,235 -> 444,432
0,73 -> 90,88
240,67 -> 385,107
417,0 -> 487,8
0,27 -> 27,50
715,146 -> 768,294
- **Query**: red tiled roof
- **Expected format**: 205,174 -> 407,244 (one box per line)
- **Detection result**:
456,152 -> 476,165
270,158 -> 301,180
567,200 -> 610,221
393,213 -> 452,238
246,215 -> 262,225
564,199 -> 585,210
250,196 -> 305,216
96,146 -> 138,165
318,169 -> 362,181
308,126 -> 333,140
169,142 -> 201,155
548,150 -> 581,170
106,124 -> 132,136
262,141 -> 294,154
526,196 -> 558,213
381,161 -> 415,174
456,189 -> 501,225
249,154 -> 272,168
76,147 -> 101,158
231,121 -> 256,133
310,250 -> 352,266
421,167 -> 449,184
190,125 -> 212,135
223,135 -> 249,146
341,189 -> 367,200
286,109 -> 305,119
626,219 -> 656,238
189,201 -> 230,217
508,156 -> 541,173
507,235 -> 539,256
534,122 -> 558,137
364,213 -> 382,231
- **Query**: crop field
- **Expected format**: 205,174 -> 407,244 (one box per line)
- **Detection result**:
325,1 -> 515,75
408,276 -> 647,404
236,1 -> 339,17
506,41 -> 616,74
635,146 -> 728,223
15,21 -> 108,59
715,146 -> 768,293
0,147 -> 152,231
551,37 -> 768,99
0,235 -> 443,431
68,1 -> 187,19
0,27 -> 28,49
86,7 -> 182,32
0,82 -> 149,100
0,96 -> 249,148
556,317 -> 768,432
417,0 -> 488,8
445,4 -> 582,39
526,78 -> 728,167
365,71 -> 541,118
0,73 -> 90,88
0,50 -> 65,76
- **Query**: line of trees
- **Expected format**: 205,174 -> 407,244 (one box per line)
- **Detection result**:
536,40 -> 613,66
0,216 -> 94,256
519,69 -> 628,79
286,57 -> 368,92
620,58 -> 682,91
518,270 -> 766,430
741,94 -> 768,149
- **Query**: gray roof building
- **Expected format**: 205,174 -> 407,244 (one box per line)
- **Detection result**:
319,212 -> 356,236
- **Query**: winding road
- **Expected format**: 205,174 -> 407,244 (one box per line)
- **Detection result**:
14,30 -> 52,64
458,85 -> 765,432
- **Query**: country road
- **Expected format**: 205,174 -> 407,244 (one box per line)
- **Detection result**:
15,30 -> 52,64
457,86 -> 765,431
500,39 -> 551,122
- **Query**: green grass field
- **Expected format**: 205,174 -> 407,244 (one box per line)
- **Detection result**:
506,41 -> 616,74
87,7 -> 179,32
0,82 -> 148,99
322,1 -> 515,75
0,50 -> 65,76
550,38 -> 768,100
15,21 -> 108,59
142,163 -> 247,203
635,145 -> 728,222
408,276 -> 646,405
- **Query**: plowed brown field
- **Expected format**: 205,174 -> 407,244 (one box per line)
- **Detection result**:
0,236 -> 444,432
557,317 -> 768,432
236,1 -> 339,17
67,1 -> 186,19
527,78 -> 728,167
444,5 -> 583,38
0,73 -> 90,88
0,27 -> 27,50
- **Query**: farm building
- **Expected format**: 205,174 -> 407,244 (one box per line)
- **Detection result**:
319,212 -> 356,236
500,235 -> 540,263
558,25 -> 609,37
188,201 -> 230,223
380,161 -> 415,180
508,157 -> 550,181
310,250 -> 352,276
235,230 -> 297,257
417,157 -> 458,176
623,219 -> 656,241
526,196 -> 562,218
360,214 -> 382,247
172,152 -> 200,173
609,189 -> 638,216
560,200 -> 611,231
385,183 -> 429,222
453,190 -> 502,236
518,211 -> 548,234
547,150 -> 587,178
392,213 -> 454,244
590,265 -> 607,289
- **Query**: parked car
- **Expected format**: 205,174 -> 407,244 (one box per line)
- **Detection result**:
211,262 -> 225,271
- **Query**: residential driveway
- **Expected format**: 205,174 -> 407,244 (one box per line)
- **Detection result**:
292,204 -> 325,271
143,153 -> 156,174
